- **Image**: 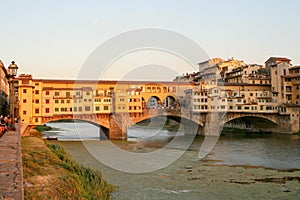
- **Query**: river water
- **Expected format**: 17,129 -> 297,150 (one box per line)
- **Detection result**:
43,122 -> 300,199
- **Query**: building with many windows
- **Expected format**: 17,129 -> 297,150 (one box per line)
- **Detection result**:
184,56 -> 300,132
17,74 -> 190,127
0,60 -> 10,116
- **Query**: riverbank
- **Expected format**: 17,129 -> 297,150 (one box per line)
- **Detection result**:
22,136 -> 115,199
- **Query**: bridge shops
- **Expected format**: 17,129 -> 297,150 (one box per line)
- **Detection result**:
17,72 -> 300,139
17,74 -> 194,137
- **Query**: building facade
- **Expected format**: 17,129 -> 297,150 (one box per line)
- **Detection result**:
16,56 -> 300,134
0,60 -> 10,117
17,74 -> 191,128
186,56 -> 300,133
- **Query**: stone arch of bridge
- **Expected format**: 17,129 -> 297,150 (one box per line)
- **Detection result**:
41,115 -> 110,130
130,114 -> 204,129
163,95 -> 177,109
146,96 -> 161,108
224,115 -> 279,127
40,118 -> 110,139
143,94 -> 179,109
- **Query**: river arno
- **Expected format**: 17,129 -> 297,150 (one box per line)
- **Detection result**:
44,122 -> 300,199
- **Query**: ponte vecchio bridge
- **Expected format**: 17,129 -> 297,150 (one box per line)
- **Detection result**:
17,74 -> 296,139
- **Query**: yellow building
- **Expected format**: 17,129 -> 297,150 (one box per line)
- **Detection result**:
17,75 -> 192,130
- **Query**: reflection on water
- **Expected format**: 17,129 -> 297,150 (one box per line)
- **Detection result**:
209,132 -> 300,170
43,122 -> 300,170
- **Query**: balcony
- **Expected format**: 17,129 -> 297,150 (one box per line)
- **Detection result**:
53,95 -> 74,99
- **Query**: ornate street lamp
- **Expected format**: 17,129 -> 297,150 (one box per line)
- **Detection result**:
8,61 -> 18,77
8,61 -> 18,131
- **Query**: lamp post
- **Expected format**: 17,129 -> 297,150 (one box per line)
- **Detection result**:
8,61 -> 18,131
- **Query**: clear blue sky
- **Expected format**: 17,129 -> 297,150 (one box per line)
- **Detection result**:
0,0 -> 299,79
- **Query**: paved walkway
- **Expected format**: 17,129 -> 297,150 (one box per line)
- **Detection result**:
0,124 -> 23,200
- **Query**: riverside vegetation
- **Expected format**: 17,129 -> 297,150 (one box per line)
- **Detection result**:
22,126 -> 115,200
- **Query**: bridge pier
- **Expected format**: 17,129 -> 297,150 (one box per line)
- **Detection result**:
109,113 -> 129,140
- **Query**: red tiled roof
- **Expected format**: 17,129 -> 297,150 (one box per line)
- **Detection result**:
289,66 -> 300,70
268,57 -> 291,61
33,79 -> 196,86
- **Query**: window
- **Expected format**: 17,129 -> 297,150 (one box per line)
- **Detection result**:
61,100 -> 65,103
35,83 -> 39,86
74,107 -> 77,112
55,108 -> 59,112
45,108 -> 50,113
46,99 -> 50,104
79,107 -> 82,112
46,91 -> 50,95
85,106 -> 90,111
35,99 -> 39,104
61,108 -> 65,112
35,108 -> 39,114
35,118 -> 39,123
22,80 -> 29,84
35,90 -> 39,95
95,106 -> 100,111
66,92 -> 70,97
86,92 -> 90,96
237,106 -> 242,110
55,100 -> 59,104
104,106 -> 109,110
120,98 -> 125,102
23,99 -> 27,103
55,92 -> 59,96
23,89 -> 27,93
67,99 -> 71,103
23,110 -> 27,115
229,106 -> 233,110
76,91 -> 80,96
